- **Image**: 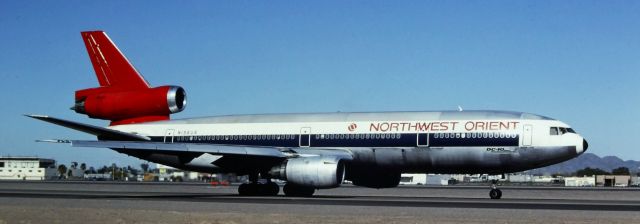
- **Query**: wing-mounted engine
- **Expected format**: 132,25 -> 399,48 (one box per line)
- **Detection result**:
72,85 -> 186,125
269,156 -> 345,189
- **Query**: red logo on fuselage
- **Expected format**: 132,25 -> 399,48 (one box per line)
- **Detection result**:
348,123 -> 358,132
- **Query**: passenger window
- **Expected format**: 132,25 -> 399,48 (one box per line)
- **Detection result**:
550,127 -> 559,135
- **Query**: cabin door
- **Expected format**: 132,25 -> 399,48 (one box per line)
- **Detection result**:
299,127 -> 311,147
417,133 -> 429,147
164,129 -> 175,143
522,125 -> 533,146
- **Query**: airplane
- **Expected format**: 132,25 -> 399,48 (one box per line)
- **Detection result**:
28,31 -> 588,199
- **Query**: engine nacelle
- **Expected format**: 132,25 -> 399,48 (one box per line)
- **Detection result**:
269,156 -> 345,189
73,85 -> 186,125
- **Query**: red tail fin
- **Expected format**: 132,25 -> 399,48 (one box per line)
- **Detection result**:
81,31 -> 150,90
74,31 -> 187,126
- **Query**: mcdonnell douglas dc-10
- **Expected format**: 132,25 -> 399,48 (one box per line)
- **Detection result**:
29,31 -> 588,199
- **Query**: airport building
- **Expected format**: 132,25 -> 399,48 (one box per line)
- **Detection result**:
596,175 -> 631,187
400,173 -> 427,185
0,157 -> 56,180
564,176 -> 596,187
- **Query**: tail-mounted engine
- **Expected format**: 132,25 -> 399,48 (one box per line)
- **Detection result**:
72,85 -> 186,125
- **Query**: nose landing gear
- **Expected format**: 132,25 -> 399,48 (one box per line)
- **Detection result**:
489,179 -> 502,199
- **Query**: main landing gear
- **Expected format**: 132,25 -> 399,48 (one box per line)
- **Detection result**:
489,179 -> 502,199
237,173 -> 316,197
238,173 -> 279,196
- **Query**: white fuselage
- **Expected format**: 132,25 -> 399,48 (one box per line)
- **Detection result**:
109,110 -> 586,174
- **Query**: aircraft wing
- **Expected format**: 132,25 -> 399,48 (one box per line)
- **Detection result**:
71,140 -> 288,158
66,140 -> 352,174
28,114 -> 353,173
70,140 -> 354,160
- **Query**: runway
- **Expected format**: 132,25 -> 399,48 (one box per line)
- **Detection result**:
1,181 -> 639,223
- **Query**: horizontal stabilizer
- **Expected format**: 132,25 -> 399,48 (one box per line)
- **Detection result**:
25,115 -> 150,141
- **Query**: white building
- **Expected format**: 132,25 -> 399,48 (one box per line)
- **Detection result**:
400,173 -> 427,185
0,157 -> 56,180
155,163 -> 201,181
565,176 -> 595,187
426,174 -> 452,185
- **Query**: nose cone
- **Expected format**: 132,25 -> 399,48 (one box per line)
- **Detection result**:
576,138 -> 588,154
583,139 -> 588,152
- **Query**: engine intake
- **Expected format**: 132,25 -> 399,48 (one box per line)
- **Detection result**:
269,156 -> 345,189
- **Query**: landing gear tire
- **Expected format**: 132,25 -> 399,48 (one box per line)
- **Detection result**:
263,182 -> 280,196
238,183 -> 256,196
489,189 -> 502,199
283,184 -> 315,197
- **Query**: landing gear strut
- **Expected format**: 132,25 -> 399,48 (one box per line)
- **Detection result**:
238,173 -> 280,196
489,179 -> 502,199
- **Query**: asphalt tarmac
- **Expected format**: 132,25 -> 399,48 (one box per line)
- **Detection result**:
1,181 -> 639,223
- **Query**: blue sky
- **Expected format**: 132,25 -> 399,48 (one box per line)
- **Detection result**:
1,1 -> 638,168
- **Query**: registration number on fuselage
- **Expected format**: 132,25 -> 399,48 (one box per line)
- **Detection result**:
486,147 -> 515,153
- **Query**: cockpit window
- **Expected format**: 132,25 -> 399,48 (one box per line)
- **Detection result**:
559,127 -> 567,134
550,127 -> 575,135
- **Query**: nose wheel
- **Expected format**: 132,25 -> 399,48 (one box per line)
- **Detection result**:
489,180 -> 502,199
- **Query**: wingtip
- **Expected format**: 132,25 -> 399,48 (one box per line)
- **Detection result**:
36,139 -> 71,144
24,114 -> 49,118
